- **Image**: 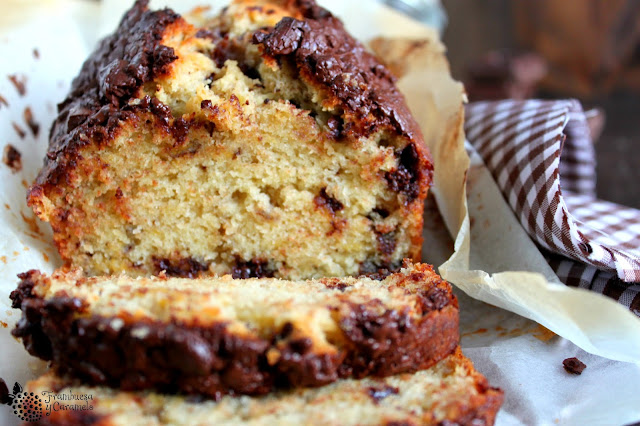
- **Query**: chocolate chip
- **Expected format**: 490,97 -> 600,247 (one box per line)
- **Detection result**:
314,187 -> 343,215
385,144 -> 420,202
171,117 -> 190,144
288,338 -> 313,354
417,287 -> 451,312
231,258 -> 275,279
152,257 -> 209,278
278,322 -> 294,339
563,357 -> 586,375
376,231 -> 397,256
326,116 -> 343,138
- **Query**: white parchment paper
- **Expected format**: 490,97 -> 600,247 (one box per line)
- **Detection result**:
0,1 -> 639,425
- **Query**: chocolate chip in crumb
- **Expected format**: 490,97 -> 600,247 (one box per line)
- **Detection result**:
314,187 -> 343,215
326,116 -> 343,139
385,143 -> 420,203
3,145 -> 22,173
563,357 -> 586,375
376,231 -> 397,256
152,257 -> 209,278
232,258 -> 275,279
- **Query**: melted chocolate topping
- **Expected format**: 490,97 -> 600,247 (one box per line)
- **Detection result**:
252,13 -> 422,141
11,270 -> 458,398
35,0 -> 180,187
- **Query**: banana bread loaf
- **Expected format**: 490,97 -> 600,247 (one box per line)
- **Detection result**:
27,0 -> 432,279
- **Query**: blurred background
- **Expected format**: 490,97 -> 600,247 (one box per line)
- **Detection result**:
391,0 -> 640,208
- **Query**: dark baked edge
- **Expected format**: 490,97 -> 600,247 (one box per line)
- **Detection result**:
11,269 -> 459,399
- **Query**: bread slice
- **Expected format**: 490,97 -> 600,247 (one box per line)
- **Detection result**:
11,263 -> 458,398
24,348 -> 503,425
27,0 -> 433,279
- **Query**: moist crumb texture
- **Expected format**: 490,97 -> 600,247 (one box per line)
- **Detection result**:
24,349 -> 504,426
11,263 -> 459,398
27,0 -> 433,279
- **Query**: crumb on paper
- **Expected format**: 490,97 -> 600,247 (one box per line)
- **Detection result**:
8,74 -> 27,96
21,179 -> 29,188
462,327 -> 488,337
42,253 -> 49,262
533,324 -> 556,342
21,212 -> 43,236
33,48 -> 40,59
24,107 -> 39,137
12,122 -> 26,139
563,357 -> 586,375
0,256 -> 6,264
4,203 -> 10,210
0,321 -> 6,328
0,94 -> 8,108
3,144 -> 22,173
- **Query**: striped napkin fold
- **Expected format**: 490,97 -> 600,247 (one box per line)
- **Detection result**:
464,99 -> 640,316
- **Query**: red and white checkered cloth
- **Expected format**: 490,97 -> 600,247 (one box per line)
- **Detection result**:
464,99 -> 640,316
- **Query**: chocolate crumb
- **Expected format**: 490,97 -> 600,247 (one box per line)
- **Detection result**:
314,187 -> 343,215
33,48 -> 40,59
367,384 -> 399,403
563,357 -> 586,375
3,145 -> 22,173
0,94 -> 8,109
12,122 -> 26,139
23,107 -> 39,137
8,74 -> 26,96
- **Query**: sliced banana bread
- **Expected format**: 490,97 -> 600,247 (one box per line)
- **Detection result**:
23,348 -> 503,425
11,263 -> 458,398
